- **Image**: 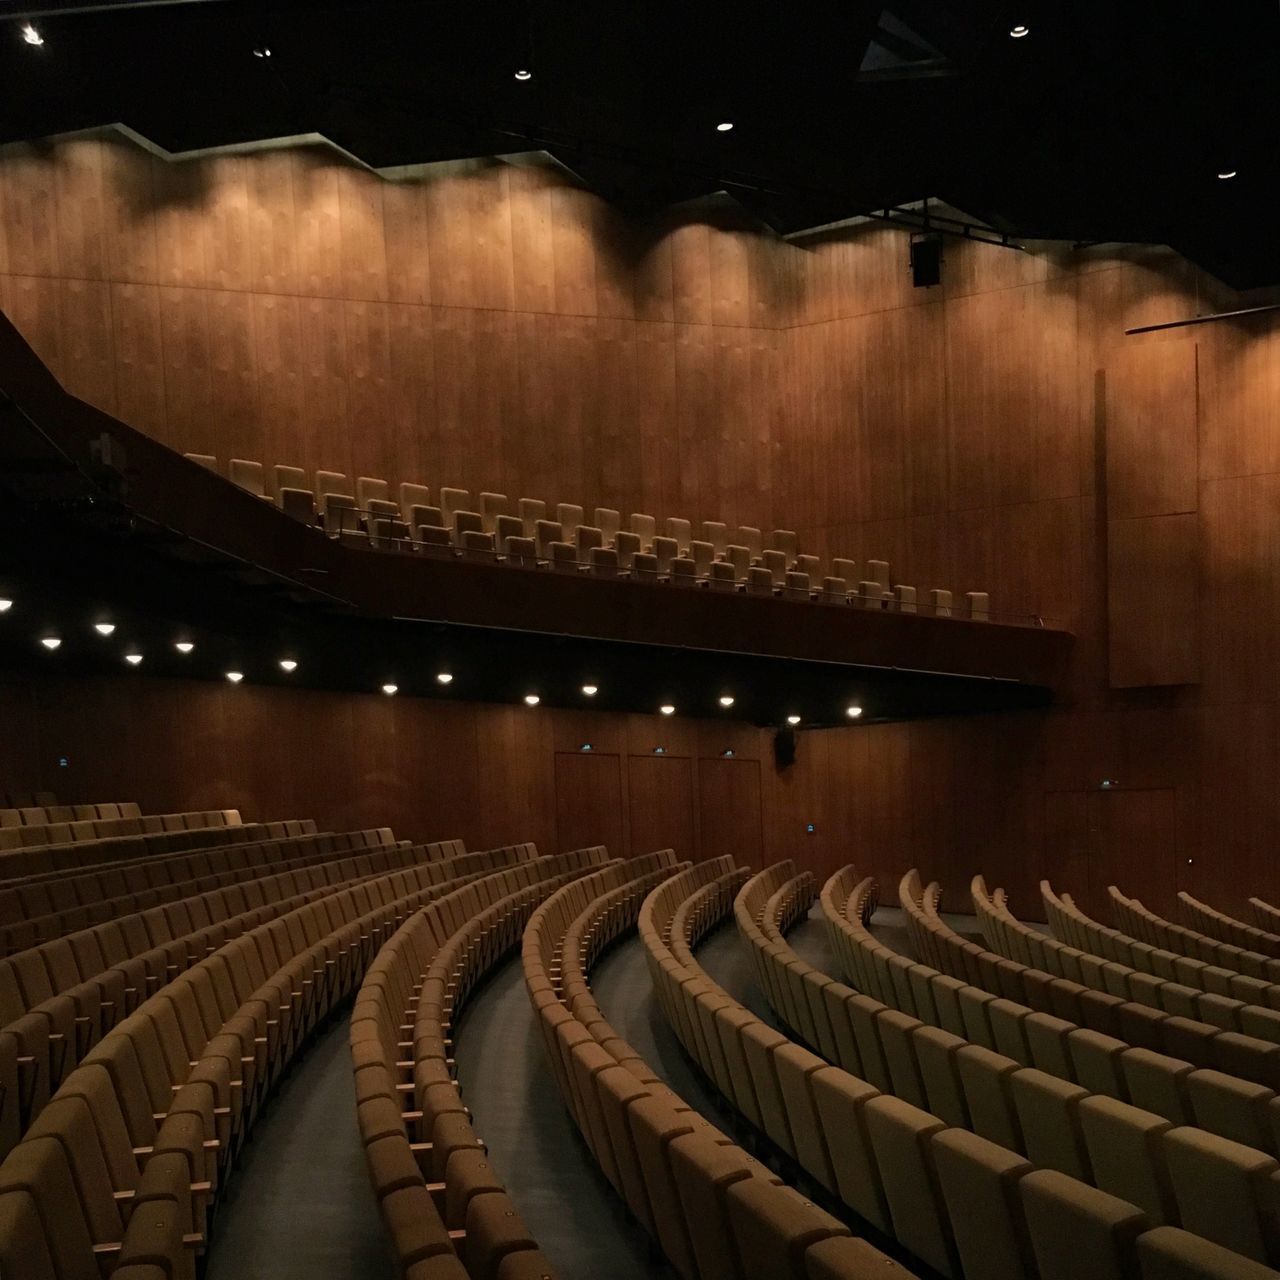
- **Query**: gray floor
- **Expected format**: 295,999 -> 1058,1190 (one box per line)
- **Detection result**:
205,1013 -> 398,1280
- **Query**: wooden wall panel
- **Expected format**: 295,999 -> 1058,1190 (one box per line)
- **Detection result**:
699,758 -> 764,868
554,751 -> 624,855
628,755 -> 696,860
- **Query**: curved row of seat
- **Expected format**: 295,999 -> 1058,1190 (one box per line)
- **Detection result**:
0,826 -> 403,952
1108,890 -> 1280,987
0,819 -> 290,881
634,857 -> 916,1279
1176,894 -> 1280,962
1042,885 -> 1280,1013
0,810 -> 243,854
0,839 -> 531,1164
0,802 -> 141,830
0,840 -> 537,1279
527,855 -> 892,1279
352,847 -> 617,1280
1252,900 -> 1280,935
814,866 -> 1280,1275
906,874 -> 1280,1095
976,880 -> 1280,1059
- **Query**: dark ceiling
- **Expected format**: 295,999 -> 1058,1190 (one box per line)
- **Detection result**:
1,0 -> 1276,286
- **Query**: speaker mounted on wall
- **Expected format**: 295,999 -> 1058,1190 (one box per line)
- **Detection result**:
773,727 -> 797,771
910,234 -> 943,288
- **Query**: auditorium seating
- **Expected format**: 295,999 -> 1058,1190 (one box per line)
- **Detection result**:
0,836 -> 549,1278
0,808 -> 243,853
718,859 -> 1280,1276
186,452 -> 992,619
351,846 -> 617,1279
0,802 -> 143,829
523,855 -> 904,1279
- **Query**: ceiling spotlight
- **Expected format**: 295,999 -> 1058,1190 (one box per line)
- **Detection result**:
253,45 -> 271,58
226,670 -> 244,683
436,671 -> 453,685
719,694 -> 735,708
0,598 -> 12,612
1217,170 -> 1237,181
846,704 -> 863,719
279,659 -> 298,673
514,68 -> 532,81
382,683 -> 398,695
786,714 -> 801,726
524,694 -> 541,706
94,623 -> 116,637
660,704 -> 676,716
716,121 -> 734,132
581,683 -> 598,697
175,641 -> 194,654
1009,24 -> 1029,37
40,636 -> 61,650
21,23 -> 43,47
124,652 -> 143,666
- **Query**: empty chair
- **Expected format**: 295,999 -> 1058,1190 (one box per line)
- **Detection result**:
857,580 -> 886,608
931,589 -> 954,617
504,535 -> 538,567
369,517 -> 411,550
279,487 -> 316,524
631,551 -> 659,581
1020,1169 -> 1149,1280
759,549 -> 788,587
833,557 -> 859,584
480,492 -> 510,531
708,561 -> 737,592
737,526 -> 763,560
550,542 -> 578,572
690,540 -> 714,578
783,572 -> 811,601
356,476 -> 390,508
461,529 -> 497,560
724,545 -> 752,581
702,522 -> 729,558
185,452 -> 217,472
273,462 -> 306,493
519,498 -> 547,535
666,518 -> 692,555
670,557 -> 698,586
557,504 -> 585,541
494,515 -> 523,546
896,585 -> 918,614
575,526 -> 604,563
866,559 -> 890,592
820,576 -> 848,602
593,509 -> 621,545
439,488 -> 471,527
768,530 -> 798,566
630,514 -> 657,551
588,547 -> 619,577
534,520 -> 563,560
967,591 -> 991,621
323,494 -> 360,536
614,530 -> 641,571
316,469 -> 350,509
652,537 -> 679,578
796,554 -> 822,580
399,482 -> 432,524
408,504 -> 445,539
416,525 -> 452,557
364,497 -> 400,526
230,459 -> 266,497
453,511 -> 485,543
746,566 -> 774,594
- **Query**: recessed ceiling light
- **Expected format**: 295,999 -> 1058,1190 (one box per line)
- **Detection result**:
436,671 -> 453,685
1009,24 -> 1029,38
581,683 -> 598,696
1217,170 -> 1237,180
94,623 -> 116,636
21,23 -> 43,47
40,636 -> 61,650
786,714 -> 801,726
253,45 -> 271,58
226,670 -> 244,683
846,704 -> 863,719
514,68 -> 532,81
175,641 -> 194,654
716,121 -> 734,132
524,694 -> 541,706
382,683 -> 398,695
279,659 -> 298,673
660,704 -> 676,716
719,695 -> 735,708
125,652 -> 143,666
0,598 -> 12,612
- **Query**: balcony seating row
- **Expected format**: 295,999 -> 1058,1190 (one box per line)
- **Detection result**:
351,847 -> 623,1279
0,802 -> 143,830
734,861 -> 1279,1275
527,855 -> 901,1279
187,453 -> 993,620
0,840 -> 541,1279
0,810 -> 243,853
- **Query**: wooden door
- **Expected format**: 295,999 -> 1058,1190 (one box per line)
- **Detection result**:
698,758 -> 763,867
628,755 -> 696,861
553,752 -> 624,856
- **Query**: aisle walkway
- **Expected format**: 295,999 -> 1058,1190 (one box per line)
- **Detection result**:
453,957 -> 670,1279
206,1013 -> 397,1280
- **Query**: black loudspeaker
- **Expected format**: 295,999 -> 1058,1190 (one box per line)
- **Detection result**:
773,728 -> 797,770
910,235 -> 942,288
